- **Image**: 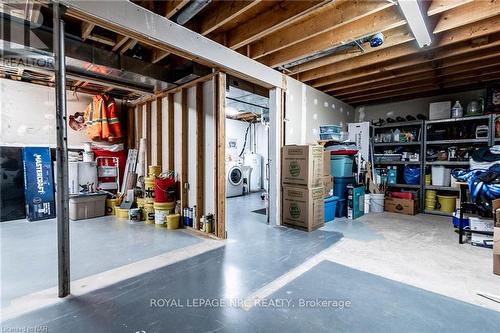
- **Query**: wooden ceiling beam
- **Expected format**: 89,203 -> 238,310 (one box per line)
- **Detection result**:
119,38 -> 138,54
196,0 -> 262,36
345,71 -> 500,104
308,15 -> 500,87
81,21 -> 95,40
250,0 -> 396,62
111,35 -> 130,52
338,61 -> 500,100
86,34 -> 115,46
164,0 -> 190,19
152,50 -> 170,64
259,5 -> 406,68
427,0 -> 473,16
321,38 -> 500,91
290,25 -> 413,76
222,0 -> 331,50
433,0 -> 500,34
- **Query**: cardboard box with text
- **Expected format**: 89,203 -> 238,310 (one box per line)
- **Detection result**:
282,185 -> 324,231
282,145 -> 323,187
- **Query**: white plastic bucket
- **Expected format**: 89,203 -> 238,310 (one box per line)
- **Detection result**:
431,166 -> 451,186
370,193 -> 385,213
364,194 -> 371,214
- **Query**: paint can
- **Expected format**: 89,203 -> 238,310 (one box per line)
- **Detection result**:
166,214 -> 180,229
106,198 -> 117,215
148,165 -> 161,177
136,197 -> 146,220
154,202 -> 174,226
144,202 -> 155,224
144,177 -> 156,203
199,215 -> 205,232
115,207 -> 129,219
129,208 -> 141,221
154,177 -> 176,203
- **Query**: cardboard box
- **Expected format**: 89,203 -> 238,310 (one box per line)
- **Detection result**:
22,147 -> 56,221
282,145 -> 323,187
429,101 -> 451,120
470,217 -> 494,248
322,175 -> 333,196
494,227 -> 500,275
282,185 -> 324,231
384,197 -> 418,215
323,151 -> 331,176
347,185 -> 365,220
492,199 -> 500,227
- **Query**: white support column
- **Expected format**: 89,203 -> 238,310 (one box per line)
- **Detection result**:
269,87 -> 283,226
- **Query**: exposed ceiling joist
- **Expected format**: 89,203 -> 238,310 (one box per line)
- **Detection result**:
433,0 -> 500,34
249,0 -> 395,61
152,50 -> 170,64
222,0 -> 331,50
119,38 -> 138,54
196,0 -> 261,36
259,5 -> 406,67
112,35 -> 130,52
427,0 -> 473,16
164,0 -> 190,19
87,33 -> 115,46
81,21 -> 95,40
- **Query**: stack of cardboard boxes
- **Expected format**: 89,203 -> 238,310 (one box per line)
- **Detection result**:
282,145 -> 324,231
492,199 -> 500,275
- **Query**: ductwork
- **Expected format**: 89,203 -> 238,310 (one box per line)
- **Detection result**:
176,0 -> 212,25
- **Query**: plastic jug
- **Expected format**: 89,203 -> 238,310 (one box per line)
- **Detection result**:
451,101 -> 463,118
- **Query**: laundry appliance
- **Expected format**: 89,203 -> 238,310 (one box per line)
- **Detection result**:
226,162 -> 244,197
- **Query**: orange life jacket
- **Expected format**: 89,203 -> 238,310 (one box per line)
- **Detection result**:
84,95 -> 123,143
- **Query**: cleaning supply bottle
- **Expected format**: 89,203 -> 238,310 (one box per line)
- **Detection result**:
451,101 -> 463,118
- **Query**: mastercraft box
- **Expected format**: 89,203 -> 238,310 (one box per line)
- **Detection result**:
23,147 -> 56,221
282,185 -> 324,231
282,145 -> 323,187
347,185 -> 365,220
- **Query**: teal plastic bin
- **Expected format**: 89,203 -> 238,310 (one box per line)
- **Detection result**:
324,195 -> 339,222
331,155 -> 354,177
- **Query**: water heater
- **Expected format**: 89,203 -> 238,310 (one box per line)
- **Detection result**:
243,153 -> 262,192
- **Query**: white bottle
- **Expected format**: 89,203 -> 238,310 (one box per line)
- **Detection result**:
393,128 -> 401,142
451,101 -> 463,118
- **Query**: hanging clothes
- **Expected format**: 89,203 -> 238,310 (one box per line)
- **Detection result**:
84,94 -> 123,143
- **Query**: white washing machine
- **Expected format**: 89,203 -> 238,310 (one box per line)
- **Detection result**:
226,162 -> 244,197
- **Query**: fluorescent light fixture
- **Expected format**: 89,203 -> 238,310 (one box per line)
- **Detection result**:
398,0 -> 432,47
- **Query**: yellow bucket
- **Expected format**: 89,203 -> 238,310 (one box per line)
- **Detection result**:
437,195 -> 457,213
425,174 -> 432,185
425,190 -> 437,199
154,202 -> 174,226
148,165 -> 161,177
106,199 -> 117,215
144,177 -> 155,203
425,198 -> 436,209
144,202 -> 155,224
115,207 -> 129,219
166,214 -> 180,229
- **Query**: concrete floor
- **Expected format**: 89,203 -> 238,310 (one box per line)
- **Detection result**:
1,193 -> 499,332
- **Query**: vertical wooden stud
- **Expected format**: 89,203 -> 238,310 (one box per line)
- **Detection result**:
145,101 -> 152,168
136,104 -> 143,148
196,82 -> 205,223
127,106 -> 135,149
215,73 -> 226,239
156,97 -> 163,168
181,89 -> 189,209
168,94 -> 175,170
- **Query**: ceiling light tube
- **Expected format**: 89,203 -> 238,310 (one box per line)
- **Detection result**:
398,0 -> 432,47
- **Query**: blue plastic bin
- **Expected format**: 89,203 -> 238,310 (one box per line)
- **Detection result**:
333,176 -> 355,199
335,199 -> 347,218
330,155 -> 354,177
324,195 -> 339,222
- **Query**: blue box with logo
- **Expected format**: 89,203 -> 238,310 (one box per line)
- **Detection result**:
22,147 -> 56,221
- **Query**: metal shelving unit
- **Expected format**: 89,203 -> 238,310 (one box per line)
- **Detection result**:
423,114 -> 494,217
374,142 -> 421,147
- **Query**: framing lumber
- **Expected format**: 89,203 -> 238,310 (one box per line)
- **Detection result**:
263,7 -> 406,68
152,50 -> 170,64
308,15 -> 500,87
223,0 -> 330,50
136,104 -> 143,149
323,40 -> 500,92
215,73 -> 226,239
112,35 -> 129,52
156,97 -> 162,167
181,88 -> 189,210
145,101 -> 152,168
167,94 -> 175,170
127,106 -> 135,149
60,0 -> 284,89
119,38 -> 137,54
81,21 -> 94,40
86,34 -> 115,46
196,82 -> 204,223
197,0 -> 261,36
164,0 -> 190,19
433,0 -> 500,34
427,0 -> 473,16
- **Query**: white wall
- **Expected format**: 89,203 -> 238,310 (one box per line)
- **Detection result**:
284,77 -> 354,145
355,89 -> 486,122
0,79 -> 96,148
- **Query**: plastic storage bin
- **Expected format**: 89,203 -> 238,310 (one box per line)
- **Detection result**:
324,195 -> 339,222
330,155 -> 354,177
69,193 -> 107,220
432,166 -> 451,186
333,176 -> 355,199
